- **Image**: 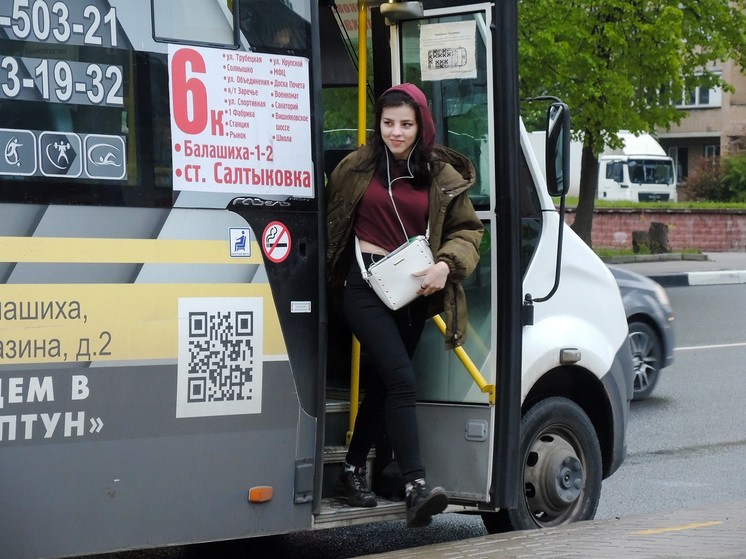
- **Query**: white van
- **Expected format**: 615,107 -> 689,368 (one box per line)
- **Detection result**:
599,133 -> 678,202
530,131 -> 678,201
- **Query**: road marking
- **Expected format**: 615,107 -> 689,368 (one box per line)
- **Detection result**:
632,521 -> 723,535
675,342 -> 746,351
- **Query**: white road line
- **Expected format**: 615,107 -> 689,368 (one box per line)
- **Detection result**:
675,342 -> 746,351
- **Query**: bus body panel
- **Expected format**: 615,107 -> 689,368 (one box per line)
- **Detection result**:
0,201 -> 315,558
2,364 -> 312,559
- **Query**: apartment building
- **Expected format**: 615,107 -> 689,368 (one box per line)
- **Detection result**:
656,61 -> 746,186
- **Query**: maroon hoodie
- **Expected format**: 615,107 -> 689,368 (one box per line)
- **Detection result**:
381,83 -> 436,151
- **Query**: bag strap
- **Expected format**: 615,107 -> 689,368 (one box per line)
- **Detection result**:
354,236 -> 371,282
385,149 -> 430,243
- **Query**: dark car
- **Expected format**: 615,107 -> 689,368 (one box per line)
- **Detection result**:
609,265 -> 675,400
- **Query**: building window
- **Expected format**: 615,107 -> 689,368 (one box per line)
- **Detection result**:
704,144 -> 721,159
668,146 -> 688,182
677,81 -> 722,108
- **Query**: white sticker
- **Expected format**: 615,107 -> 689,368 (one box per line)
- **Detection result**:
419,21 -> 477,81
291,301 -> 312,313
168,45 -> 314,198
230,227 -> 252,257
176,297 -> 263,418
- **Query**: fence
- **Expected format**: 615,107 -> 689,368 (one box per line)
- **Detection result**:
564,208 -> 746,252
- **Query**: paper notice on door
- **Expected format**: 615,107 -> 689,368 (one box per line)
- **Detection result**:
419,21 -> 477,81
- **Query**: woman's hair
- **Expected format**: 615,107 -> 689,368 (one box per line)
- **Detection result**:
364,89 -> 435,190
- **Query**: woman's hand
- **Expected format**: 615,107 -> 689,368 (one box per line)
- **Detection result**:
414,261 -> 450,296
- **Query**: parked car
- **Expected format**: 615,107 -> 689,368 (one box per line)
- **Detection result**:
608,265 -> 675,400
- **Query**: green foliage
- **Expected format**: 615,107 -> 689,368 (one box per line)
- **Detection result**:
520,1 -> 746,147
593,247 -> 702,258
683,153 -> 746,203
322,87 -> 360,150
722,153 -> 746,203
519,0 -> 746,241
558,195 -> 746,210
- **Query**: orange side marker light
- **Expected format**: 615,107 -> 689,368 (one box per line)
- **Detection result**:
248,486 -> 273,503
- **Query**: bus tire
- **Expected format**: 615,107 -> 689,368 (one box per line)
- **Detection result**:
482,396 -> 602,533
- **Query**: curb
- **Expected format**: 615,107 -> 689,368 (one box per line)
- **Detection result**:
649,270 -> 746,287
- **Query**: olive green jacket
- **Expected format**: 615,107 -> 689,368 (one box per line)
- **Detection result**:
326,144 -> 483,349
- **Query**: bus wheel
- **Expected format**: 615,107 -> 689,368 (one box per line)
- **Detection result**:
482,397 -> 602,533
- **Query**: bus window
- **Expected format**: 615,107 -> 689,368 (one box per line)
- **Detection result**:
319,1 -> 372,153
238,0 -> 312,56
400,14 -> 490,209
0,29 -> 175,208
153,0 -> 238,48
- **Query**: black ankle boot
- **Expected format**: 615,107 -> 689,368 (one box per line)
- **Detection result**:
405,480 -> 448,527
334,464 -> 377,507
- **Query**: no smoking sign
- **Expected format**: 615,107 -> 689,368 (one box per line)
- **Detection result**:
262,221 -> 292,263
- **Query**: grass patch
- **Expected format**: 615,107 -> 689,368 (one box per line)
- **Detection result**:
557,197 -> 746,210
594,246 -> 702,258
594,247 -> 641,258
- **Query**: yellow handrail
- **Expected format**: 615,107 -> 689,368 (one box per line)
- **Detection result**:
347,0 -> 368,446
430,315 -> 495,405
357,0 -> 367,148
346,315 -> 495,444
346,337 -> 361,445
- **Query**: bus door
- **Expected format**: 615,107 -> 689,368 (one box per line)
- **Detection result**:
386,3 -> 499,504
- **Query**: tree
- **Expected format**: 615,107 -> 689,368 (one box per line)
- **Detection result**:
519,0 -> 746,246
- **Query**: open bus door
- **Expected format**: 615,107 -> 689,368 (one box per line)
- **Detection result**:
381,1 -> 522,512
312,0 -> 522,527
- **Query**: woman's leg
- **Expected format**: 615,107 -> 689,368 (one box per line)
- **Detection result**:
343,258 -> 428,482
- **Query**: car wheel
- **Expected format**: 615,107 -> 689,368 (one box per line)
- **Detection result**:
482,397 -> 602,533
628,321 -> 662,401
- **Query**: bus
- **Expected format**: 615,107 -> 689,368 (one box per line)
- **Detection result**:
0,1 -> 633,557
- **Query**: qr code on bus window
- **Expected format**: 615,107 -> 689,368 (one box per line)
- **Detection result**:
176,298 -> 263,418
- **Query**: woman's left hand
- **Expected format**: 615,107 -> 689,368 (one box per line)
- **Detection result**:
414,261 -> 450,296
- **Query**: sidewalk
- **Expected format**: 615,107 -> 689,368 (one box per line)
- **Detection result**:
359,499 -> 746,559
606,251 -> 746,287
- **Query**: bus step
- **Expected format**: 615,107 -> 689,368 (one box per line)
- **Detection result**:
324,399 -> 350,447
314,496 -> 406,529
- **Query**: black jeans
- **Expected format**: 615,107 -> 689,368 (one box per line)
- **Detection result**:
343,254 -> 429,483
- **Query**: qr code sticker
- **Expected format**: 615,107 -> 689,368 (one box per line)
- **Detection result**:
177,298 -> 263,418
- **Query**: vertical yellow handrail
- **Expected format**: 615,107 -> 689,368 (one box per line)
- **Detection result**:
346,0 -> 368,446
346,337 -> 361,445
357,0 -> 367,148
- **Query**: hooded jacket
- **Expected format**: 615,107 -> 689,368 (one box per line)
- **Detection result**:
326,84 -> 483,349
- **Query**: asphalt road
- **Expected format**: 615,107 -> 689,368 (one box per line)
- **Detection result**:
595,283 -> 746,520
78,283 -> 746,559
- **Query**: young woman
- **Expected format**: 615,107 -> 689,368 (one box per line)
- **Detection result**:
326,83 -> 483,528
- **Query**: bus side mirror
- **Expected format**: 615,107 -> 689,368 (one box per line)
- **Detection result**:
545,102 -> 571,197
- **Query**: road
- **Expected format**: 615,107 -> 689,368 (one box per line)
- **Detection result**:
595,283 -> 746,520
80,283 -> 746,559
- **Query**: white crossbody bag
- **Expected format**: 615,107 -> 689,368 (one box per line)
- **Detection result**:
355,234 -> 434,310
354,154 -> 434,310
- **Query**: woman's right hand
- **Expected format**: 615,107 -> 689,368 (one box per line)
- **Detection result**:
414,261 -> 450,296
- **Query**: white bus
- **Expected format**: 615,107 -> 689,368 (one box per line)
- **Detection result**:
0,1 -> 632,557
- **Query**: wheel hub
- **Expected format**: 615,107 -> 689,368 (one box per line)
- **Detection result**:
524,433 -> 584,521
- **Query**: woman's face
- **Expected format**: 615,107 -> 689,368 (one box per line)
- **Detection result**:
380,104 -> 418,160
